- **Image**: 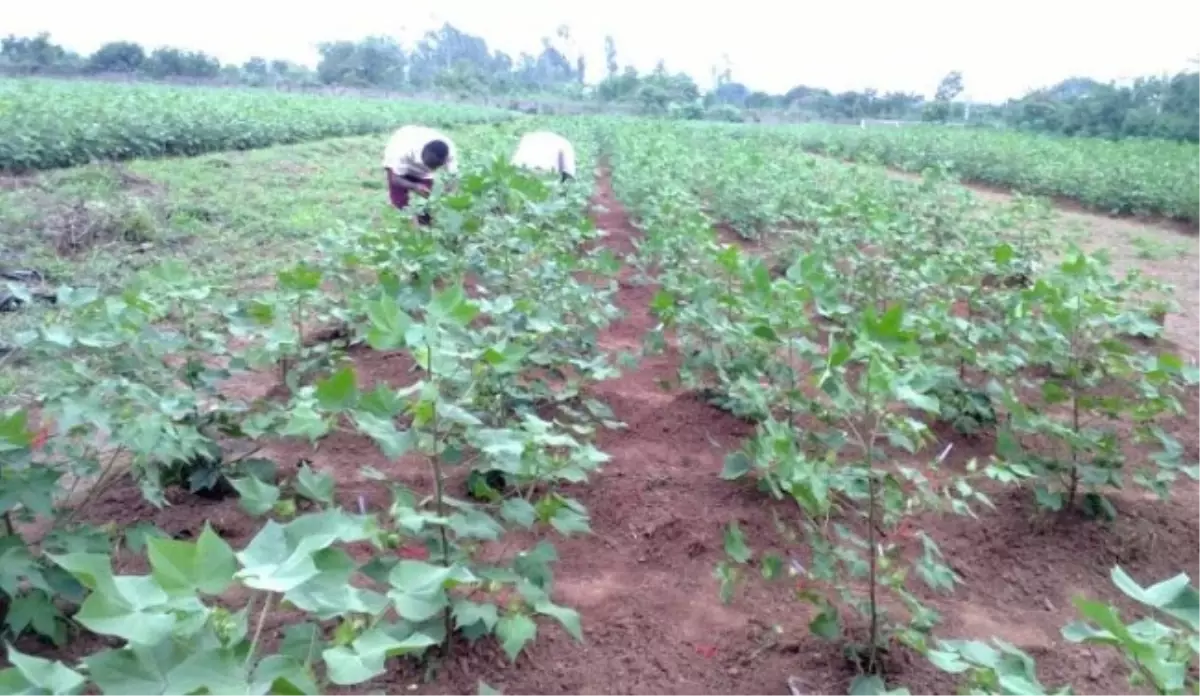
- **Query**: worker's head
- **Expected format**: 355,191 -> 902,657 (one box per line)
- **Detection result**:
421,140 -> 451,170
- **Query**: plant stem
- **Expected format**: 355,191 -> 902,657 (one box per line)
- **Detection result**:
60,446 -> 126,526
304,622 -> 319,669
863,353 -> 880,673
1067,300 -> 1082,510
245,592 -> 275,670
426,335 -> 453,653
786,337 -> 796,427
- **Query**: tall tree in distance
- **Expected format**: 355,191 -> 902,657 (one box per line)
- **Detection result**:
935,70 -> 965,101
604,35 -> 618,78
925,69 -> 965,122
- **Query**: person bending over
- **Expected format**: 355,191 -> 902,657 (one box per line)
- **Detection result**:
511,131 -> 575,183
382,125 -> 458,225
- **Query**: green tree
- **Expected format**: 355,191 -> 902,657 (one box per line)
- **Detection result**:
85,41 -> 145,74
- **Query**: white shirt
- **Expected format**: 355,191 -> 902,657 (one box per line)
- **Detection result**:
511,131 -> 576,177
382,125 -> 458,178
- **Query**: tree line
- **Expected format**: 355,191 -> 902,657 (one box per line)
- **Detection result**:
1004,73 -> 1199,142
0,28 -> 916,121
2,29 -> 1196,141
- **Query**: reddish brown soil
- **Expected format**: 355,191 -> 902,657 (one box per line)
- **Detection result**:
14,170 -> 1200,695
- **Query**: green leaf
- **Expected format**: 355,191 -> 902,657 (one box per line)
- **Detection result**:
162,646 -> 253,695
73,576 -> 194,645
720,451 -> 752,480
229,475 -> 281,516
808,606 -> 840,640
0,643 -> 86,695
649,290 -> 676,314
926,648 -> 971,674
760,554 -> 783,580
478,680 -> 503,695
352,412 -> 412,459
1158,584 -> 1200,631
1061,620 -> 1116,645
864,303 -> 905,343
251,654 -> 320,695
48,556 -> 204,643
751,323 -> 779,342
533,598 -> 583,641
1073,598 -> 1130,640
46,552 -> 116,595
315,366 -> 358,412
452,599 -> 499,631
471,428 -> 526,467
237,512 -> 373,593
895,385 -> 939,414
146,522 -> 236,596
848,674 -> 889,695
365,296 -> 413,350
723,521 -> 752,563
436,402 -> 483,427
276,622 -> 324,664
323,627 -> 438,686
548,505 -> 591,535
279,405 -> 330,441
496,613 -> 537,662
0,410 -> 32,451
82,647 -> 170,695
287,560 -> 389,621
387,560 -> 472,622
5,591 -> 65,646
1110,566 -> 1200,630
277,263 -> 322,292
499,498 -> 537,528
429,284 -> 480,326
295,464 -> 335,505
123,523 -> 169,554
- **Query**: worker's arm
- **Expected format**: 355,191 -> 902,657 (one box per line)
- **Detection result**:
387,169 -> 431,193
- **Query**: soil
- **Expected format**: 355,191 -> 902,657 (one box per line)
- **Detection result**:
12,169 -> 1200,695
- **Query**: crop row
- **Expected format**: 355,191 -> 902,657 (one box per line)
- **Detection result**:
0,122 -> 624,692
608,118 -> 1198,693
0,77 -> 515,172
790,123 -> 1200,224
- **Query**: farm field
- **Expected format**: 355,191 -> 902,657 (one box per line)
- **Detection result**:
792,122 -> 1200,226
0,101 -> 1198,696
0,78 -> 513,172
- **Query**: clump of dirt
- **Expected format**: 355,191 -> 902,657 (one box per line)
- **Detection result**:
3,164 -> 178,256
45,197 -> 161,255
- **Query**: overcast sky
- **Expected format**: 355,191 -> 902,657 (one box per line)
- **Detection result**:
8,0 -> 1199,102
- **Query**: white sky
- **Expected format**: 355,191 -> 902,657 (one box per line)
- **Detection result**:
7,0 -> 1199,102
